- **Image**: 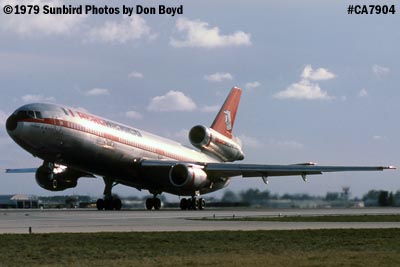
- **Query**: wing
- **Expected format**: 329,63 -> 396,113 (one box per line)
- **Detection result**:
140,159 -> 395,181
5,165 -> 95,178
5,168 -> 37,173
204,162 -> 395,178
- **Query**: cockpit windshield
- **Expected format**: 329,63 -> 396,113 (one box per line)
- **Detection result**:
15,110 -> 43,120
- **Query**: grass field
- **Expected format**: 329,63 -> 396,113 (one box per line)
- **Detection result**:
1,229 -> 400,267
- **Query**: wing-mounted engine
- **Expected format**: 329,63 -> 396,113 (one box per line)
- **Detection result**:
169,163 -> 210,190
189,125 -> 244,162
35,162 -> 93,191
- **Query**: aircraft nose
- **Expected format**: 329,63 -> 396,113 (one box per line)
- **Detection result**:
6,114 -> 18,132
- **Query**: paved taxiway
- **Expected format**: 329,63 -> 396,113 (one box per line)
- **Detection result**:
1,208 -> 400,234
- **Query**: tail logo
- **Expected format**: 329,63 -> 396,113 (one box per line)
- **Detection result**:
224,110 -> 232,131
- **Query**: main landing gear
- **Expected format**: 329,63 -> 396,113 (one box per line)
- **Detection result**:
96,177 -> 122,211
145,197 -> 162,210
145,191 -> 162,210
180,197 -> 205,210
96,197 -> 122,211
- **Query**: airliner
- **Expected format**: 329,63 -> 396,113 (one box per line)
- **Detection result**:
5,87 -> 395,210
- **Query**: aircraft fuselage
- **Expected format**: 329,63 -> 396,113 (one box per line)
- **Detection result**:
6,103 -> 226,196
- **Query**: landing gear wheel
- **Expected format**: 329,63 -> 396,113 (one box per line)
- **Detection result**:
146,198 -> 162,210
113,198 -> 122,211
146,198 -> 154,210
96,199 -> 104,210
96,197 -> 122,210
180,198 -> 188,210
179,197 -> 205,211
154,198 -> 161,210
104,198 -> 113,210
199,198 -> 206,210
190,198 -> 199,210
99,177 -> 123,210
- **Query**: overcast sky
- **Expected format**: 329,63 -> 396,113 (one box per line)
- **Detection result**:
0,0 -> 399,199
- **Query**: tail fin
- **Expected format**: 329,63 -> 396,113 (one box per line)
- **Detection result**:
211,87 -> 242,139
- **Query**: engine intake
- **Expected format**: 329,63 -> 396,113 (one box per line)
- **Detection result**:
169,164 -> 209,189
35,163 -> 80,191
189,125 -> 244,162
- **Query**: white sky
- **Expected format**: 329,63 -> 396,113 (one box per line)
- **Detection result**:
0,0 -> 399,199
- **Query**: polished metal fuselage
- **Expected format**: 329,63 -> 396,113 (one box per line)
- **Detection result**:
7,103 -> 228,196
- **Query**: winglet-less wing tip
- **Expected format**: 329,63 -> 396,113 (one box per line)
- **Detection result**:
379,166 -> 396,170
5,168 -> 37,173
293,162 -> 317,166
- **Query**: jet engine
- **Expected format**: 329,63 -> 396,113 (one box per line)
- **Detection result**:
35,163 -> 81,191
189,125 -> 245,162
169,164 -> 210,189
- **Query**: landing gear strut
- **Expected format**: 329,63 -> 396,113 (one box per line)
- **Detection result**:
180,197 -> 205,210
96,177 -> 122,211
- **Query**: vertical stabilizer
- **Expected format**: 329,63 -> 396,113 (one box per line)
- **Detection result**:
211,87 -> 242,139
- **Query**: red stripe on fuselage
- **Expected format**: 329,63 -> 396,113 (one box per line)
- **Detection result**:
18,117 -> 193,162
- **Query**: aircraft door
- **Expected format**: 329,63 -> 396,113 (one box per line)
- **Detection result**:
53,116 -> 64,146
54,117 -> 61,132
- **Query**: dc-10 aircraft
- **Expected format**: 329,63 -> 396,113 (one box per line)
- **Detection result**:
5,87 -> 395,210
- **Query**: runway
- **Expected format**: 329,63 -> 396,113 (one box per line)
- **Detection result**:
1,208 -> 400,234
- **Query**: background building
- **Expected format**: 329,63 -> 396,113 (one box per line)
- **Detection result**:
0,194 -> 39,209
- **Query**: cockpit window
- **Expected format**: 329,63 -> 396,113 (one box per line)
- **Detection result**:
15,110 -> 43,120
35,111 -> 43,119
16,110 -> 33,120
27,111 -> 35,118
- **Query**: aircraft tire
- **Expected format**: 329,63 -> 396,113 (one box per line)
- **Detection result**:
96,199 -> 104,210
189,198 -> 198,210
104,199 -> 113,210
145,198 -> 154,210
113,198 -> 122,210
154,198 -> 161,210
180,198 -> 188,210
199,198 -> 205,210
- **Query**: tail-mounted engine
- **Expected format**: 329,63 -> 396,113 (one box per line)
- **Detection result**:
35,162 -> 85,191
169,164 -> 210,190
189,125 -> 244,162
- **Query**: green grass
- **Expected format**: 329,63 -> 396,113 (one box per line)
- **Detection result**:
1,229 -> 400,267
199,214 -> 400,222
